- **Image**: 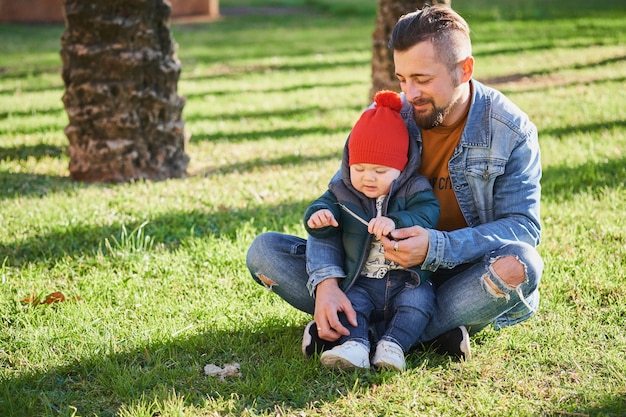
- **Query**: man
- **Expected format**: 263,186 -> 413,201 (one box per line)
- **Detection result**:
246,4 -> 543,360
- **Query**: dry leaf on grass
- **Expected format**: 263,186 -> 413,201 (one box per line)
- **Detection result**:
21,291 -> 82,306
204,363 -> 241,381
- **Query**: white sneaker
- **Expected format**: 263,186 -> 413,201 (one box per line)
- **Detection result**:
372,340 -> 406,371
320,340 -> 370,369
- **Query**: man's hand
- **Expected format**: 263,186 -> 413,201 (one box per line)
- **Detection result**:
381,225 -> 430,268
313,278 -> 357,341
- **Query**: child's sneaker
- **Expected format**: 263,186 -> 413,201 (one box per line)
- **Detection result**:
320,340 -> 370,369
372,340 -> 406,371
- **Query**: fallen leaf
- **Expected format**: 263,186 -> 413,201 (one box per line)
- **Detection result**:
204,362 -> 241,381
21,291 -> 82,306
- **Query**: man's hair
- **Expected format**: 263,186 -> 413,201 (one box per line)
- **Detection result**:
389,4 -> 472,72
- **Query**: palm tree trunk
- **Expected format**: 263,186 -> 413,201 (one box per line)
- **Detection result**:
370,0 -> 451,101
61,0 -> 189,182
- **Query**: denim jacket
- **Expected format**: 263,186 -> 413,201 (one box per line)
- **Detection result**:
306,79 -> 541,292
400,80 -> 542,271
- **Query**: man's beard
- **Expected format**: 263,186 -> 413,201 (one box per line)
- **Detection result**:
412,78 -> 462,130
413,103 -> 447,130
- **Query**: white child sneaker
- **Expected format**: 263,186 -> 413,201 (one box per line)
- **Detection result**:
320,340 -> 370,369
372,340 -> 406,371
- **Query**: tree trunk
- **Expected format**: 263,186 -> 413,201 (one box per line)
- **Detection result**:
370,0 -> 451,101
61,0 -> 189,182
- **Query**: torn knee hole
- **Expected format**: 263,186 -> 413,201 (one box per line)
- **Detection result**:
257,273 -> 278,290
483,274 -> 507,298
492,256 -> 526,287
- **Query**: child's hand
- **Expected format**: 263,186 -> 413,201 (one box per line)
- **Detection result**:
368,216 -> 396,240
307,209 -> 339,229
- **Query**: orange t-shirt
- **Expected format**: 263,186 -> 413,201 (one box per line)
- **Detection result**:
418,110 -> 469,232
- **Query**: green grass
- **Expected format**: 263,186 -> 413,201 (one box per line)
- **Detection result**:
1,0 -> 625,416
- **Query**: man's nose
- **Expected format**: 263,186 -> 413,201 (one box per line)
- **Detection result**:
404,83 -> 422,102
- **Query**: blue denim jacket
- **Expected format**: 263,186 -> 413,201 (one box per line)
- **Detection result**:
400,80 -> 542,271
306,79 -> 541,292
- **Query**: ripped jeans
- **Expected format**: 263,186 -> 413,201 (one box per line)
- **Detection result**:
245,232 -> 543,343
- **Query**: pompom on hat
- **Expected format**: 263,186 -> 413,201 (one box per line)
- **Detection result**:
348,90 -> 409,171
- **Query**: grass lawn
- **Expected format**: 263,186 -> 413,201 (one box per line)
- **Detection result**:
1,0 -> 625,416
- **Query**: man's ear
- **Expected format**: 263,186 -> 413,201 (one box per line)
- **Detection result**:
460,56 -> 474,83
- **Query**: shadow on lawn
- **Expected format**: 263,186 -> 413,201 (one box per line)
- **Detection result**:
541,154 -> 626,202
0,198 -> 308,267
0,171 -> 75,200
182,80 -> 361,102
1,321 -> 625,416
183,101 -> 357,124
189,124 -> 350,143
479,53 -> 626,87
180,55 -> 369,81
0,323 -> 423,416
1,151 -> 624,266
0,328 -> 316,416
0,106 -> 65,120
190,148 -> 342,178
0,142 -> 65,162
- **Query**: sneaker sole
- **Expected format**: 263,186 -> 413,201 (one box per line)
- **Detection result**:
301,321 -> 315,356
459,325 -> 471,360
321,354 -> 370,370
372,360 -> 404,371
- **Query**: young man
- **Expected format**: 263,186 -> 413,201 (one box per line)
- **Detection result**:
246,4 -> 543,359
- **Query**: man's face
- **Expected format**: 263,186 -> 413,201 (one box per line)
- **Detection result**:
394,41 -> 466,129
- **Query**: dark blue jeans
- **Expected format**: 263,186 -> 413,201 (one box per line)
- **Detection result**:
338,270 -> 436,353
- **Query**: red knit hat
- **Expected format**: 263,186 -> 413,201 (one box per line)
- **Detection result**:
348,90 -> 408,171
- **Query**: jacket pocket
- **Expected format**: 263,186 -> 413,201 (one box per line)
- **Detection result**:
465,158 -> 506,221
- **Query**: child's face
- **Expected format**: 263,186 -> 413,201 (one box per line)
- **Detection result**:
349,163 -> 401,199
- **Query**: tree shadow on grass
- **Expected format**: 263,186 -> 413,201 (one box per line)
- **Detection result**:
0,171 -> 75,200
0,142 -> 66,162
183,101 -> 361,126
0,322 -> 454,417
0,199 -> 309,267
541,154 -> 626,203
182,79 -> 362,102
180,56 -> 369,80
2,151 -> 624,267
0,144 -> 343,267
2,320 -> 624,416
496,75 -> 626,96
0,324 -> 308,416
541,119 -> 626,140
478,53 -> 626,86
580,395 -> 626,417
189,124 -> 350,144
189,148 -> 342,178
0,106 -> 65,120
